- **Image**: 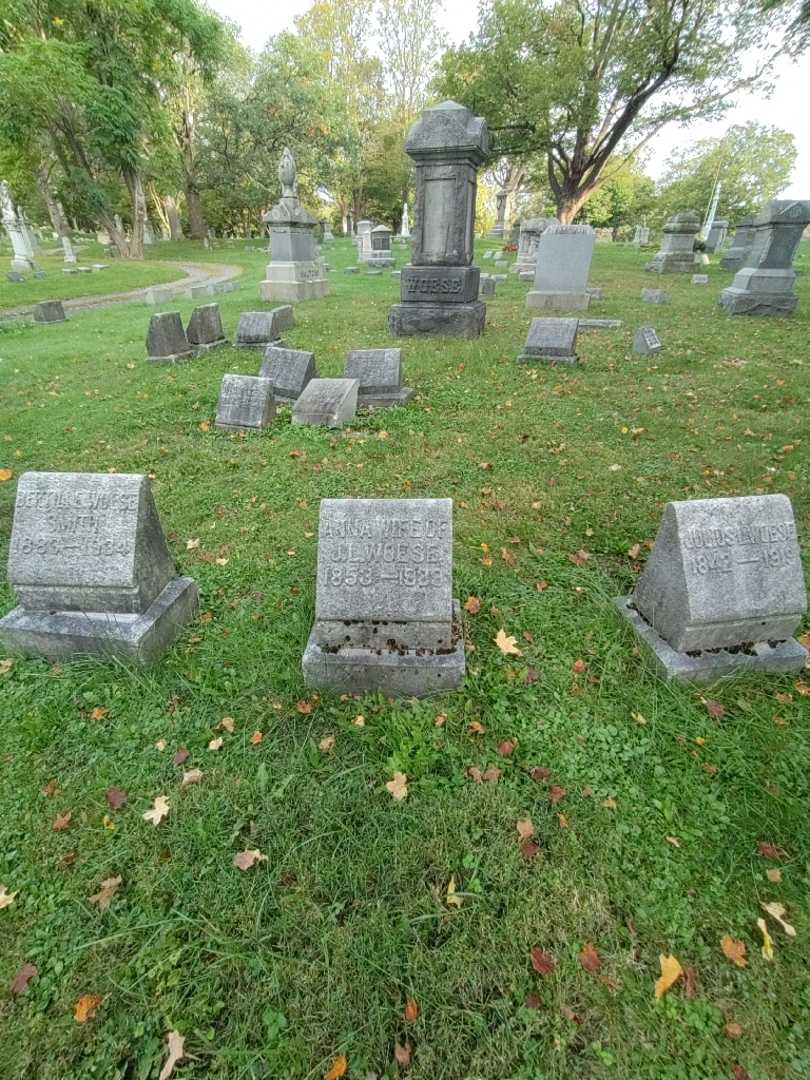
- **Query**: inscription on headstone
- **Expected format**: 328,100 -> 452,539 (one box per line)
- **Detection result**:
215,375 -> 275,431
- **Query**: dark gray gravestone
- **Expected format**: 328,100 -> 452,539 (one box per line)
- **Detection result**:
33,300 -> 66,323
344,348 -> 413,408
235,308 -> 291,350
633,326 -> 662,354
259,346 -> 318,401
33,271 -> 47,280
302,498 -> 465,696
186,304 -> 227,352
0,472 -> 198,662
146,312 -> 193,364
6,272 -> 25,283
292,378 -> 358,427
719,199 -> 810,316
615,494 -> 807,682
480,276 -> 496,296
215,375 -> 275,431
518,317 -> 578,364
641,288 -> 668,304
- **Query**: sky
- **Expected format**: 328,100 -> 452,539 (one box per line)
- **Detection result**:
209,0 -> 808,198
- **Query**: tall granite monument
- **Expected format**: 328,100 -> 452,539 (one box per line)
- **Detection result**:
259,148 -> 328,302
719,199 -> 810,316
389,101 -> 488,338
646,210 -> 700,273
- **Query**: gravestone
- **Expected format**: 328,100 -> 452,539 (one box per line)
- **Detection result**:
641,288 -> 668,304
705,218 -> 728,253
368,224 -> 395,268
388,101 -> 488,338
720,216 -> 756,271
344,348 -> 413,408
480,275 -> 496,296
6,271 -> 24,283
356,220 -> 374,262
615,494 -> 808,682
0,181 -> 35,272
399,203 -> 411,239
633,225 -> 650,246
143,286 -> 175,306
527,224 -> 595,310
692,274 -> 709,285
292,378 -> 358,427
646,210 -> 700,273
33,300 -> 66,323
344,266 -> 359,274
146,312 -> 193,364
489,188 -> 507,238
235,309 -> 290,350
302,498 -> 465,696
0,472 -> 198,662
517,317 -> 578,364
186,304 -> 227,352
513,217 -> 555,275
215,375 -> 275,431
33,270 -> 47,280
633,326 -> 662,354
578,318 -> 622,330
719,200 -> 810,316
323,221 -> 334,241
259,148 -> 328,301
259,346 -> 318,401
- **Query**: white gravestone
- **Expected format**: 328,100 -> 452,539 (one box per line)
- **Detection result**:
527,224 -> 595,311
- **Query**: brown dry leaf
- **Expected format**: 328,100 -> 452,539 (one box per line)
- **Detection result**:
497,738 -> 516,756
155,738 -> 167,751
143,796 -> 170,826
89,707 -> 108,721
394,1041 -> 411,1067
557,813 -> 569,828
434,713 -> 446,727
794,680 -> 810,696
549,785 -> 566,804
579,942 -> 602,974
208,736 -> 223,751
731,1064 -> 751,1080
721,935 -> 747,968
463,596 -> 481,614
0,657 -> 14,675
724,1022 -> 743,1039
53,811 -> 72,832
524,666 -> 540,685
627,543 -> 642,559
319,734 -> 336,752
74,994 -> 102,1023
296,700 -> 313,715
560,1004 -> 582,1023
569,549 -> 590,566
798,631 -> 810,651
703,699 -> 725,718
520,839 -> 540,858
683,966 -> 698,997
218,716 -> 235,733
665,836 -> 681,848
158,1031 -> 185,1080
761,901 -> 796,937
233,849 -> 267,871
516,818 -> 535,841
89,875 -> 123,911
775,691 -> 793,705
386,772 -> 408,801
172,747 -> 189,766
525,992 -> 541,1009
0,885 -> 18,909
530,765 -> 551,782
446,875 -> 462,908
530,946 -> 556,975
757,840 -> 786,860
654,954 -> 683,999
250,730 -> 264,745
199,420 -> 210,433
482,767 -> 502,783
757,918 -> 774,960
353,715 -> 365,727
10,962 -> 37,995
41,779 -> 59,797
767,868 -> 782,883
324,1055 -> 347,1080
571,658 -> 588,675
105,786 -> 128,810
495,629 -> 522,656
468,720 -> 485,734
185,537 -> 200,551
602,797 -> 617,811
403,997 -> 419,1022
182,768 -> 203,787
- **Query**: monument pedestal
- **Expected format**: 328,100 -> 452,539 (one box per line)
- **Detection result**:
259,261 -> 328,302
719,270 -> 797,316
526,290 -> 590,311
389,301 -> 485,338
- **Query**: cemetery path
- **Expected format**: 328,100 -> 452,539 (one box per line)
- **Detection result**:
1,260 -> 242,318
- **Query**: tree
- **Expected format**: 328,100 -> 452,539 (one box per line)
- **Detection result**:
376,0 -> 447,115
654,123 -> 797,225
436,0 -> 805,223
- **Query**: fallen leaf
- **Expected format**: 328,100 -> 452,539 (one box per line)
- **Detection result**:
105,786 -> 128,810
101,815 -> 115,831
296,700 -> 313,715
666,836 -> 681,848
186,537 -> 200,550
154,738 -> 167,751
403,997 -> 419,1021
766,868 -> 782,883
468,720 -> 485,734
394,1041 -> 411,1067
53,811 -> 72,831
172,747 -> 189,766
143,796 -> 170,826
89,707 -> 108,721
731,1064 -> 751,1080
0,468 -> 13,482
516,818 -> 535,840
724,1022 -> 743,1039
159,1031 -> 185,1080
497,738 -> 516,756
520,839 -> 540,858
233,849 -> 266,870
319,734 -> 336,752
41,779 -> 59,797
549,785 -> 566,804
530,946 -> 556,975
218,716 -> 235,733
757,918 -> 774,960
386,772 -> 408,800
654,954 -> 683,999
199,419 -> 210,433
208,736 -> 223,751
794,680 -> 810,696
761,901 -> 796,937
775,691 -> 793,705
571,658 -> 587,674
0,885 -> 18,909
721,935 -> 747,968
631,711 -> 647,725
602,797 -> 617,810
529,766 -> 551,782
446,876 -> 462,908
88,875 -> 122,911
482,767 -> 502,783
250,730 -> 263,745
579,942 -> 602,974
463,596 -> 481,614
433,713 -> 446,727
683,966 -> 698,997
757,841 -> 786,860
525,992 -> 541,1009
10,962 -> 37,995
557,813 -> 569,827
495,629 -> 522,656
182,768 -> 203,787
524,666 -> 540,684
74,994 -> 102,1023
704,699 -> 725,718
569,549 -> 590,566
0,658 -> 11,675
323,1057 -> 347,1080
560,1004 -> 581,1023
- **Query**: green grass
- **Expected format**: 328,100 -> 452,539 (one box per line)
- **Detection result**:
0,237 -> 809,1080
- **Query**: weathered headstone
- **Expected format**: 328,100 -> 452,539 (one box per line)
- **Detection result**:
705,218 -> 728,253
719,199 -> 810,316
720,216 -> 756,271
344,348 -> 413,408
615,494 -> 808,681
0,472 -> 198,662
259,346 -> 318,401
6,271 -> 24,283
302,498 -> 465,696
235,309 -> 290,350
259,148 -> 328,301
633,225 -> 650,246
143,286 -> 175,306
33,300 -> 66,323
577,318 -> 622,330
691,273 -> 709,285
527,224 -> 595,310
146,312 -> 193,364
356,220 -> 374,261
641,288 -> 668,304
513,217 -> 555,275
0,181 -> 35,272
646,210 -> 700,273
186,304 -> 227,352
368,225 -> 395,268
633,326 -> 662,354
480,275 -> 496,297
399,203 -> 411,240
33,270 -> 47,280
292,378 -> 358,427
389,101 -> 488,338
489,188 -> 507,238
215,375 -> 275,431
517,317 -> 578,364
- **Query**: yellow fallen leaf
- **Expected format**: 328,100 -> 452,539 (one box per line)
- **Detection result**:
319,734 -> 336,752
0,468 -> 13,482
324,1055 -> 347,1080
767,868 -> 782,883
74,993 -> 102,1023
757,917 -> 774,960
386,771 -> 408,800
0,884 -> 18,909
199,420 -> 210,433
154,738 -> 167,751
446,876 -> 462,908
208,736 -> 223,751
654,954 -> 683,999
761,901 -> 796,937
89,707 -> 108,721
516,818 -> 535,840
495,628 -> 522,656
218,716 -> 235,732
721,934 -> 747,968
158,1030 -> 185,1080
0,658 -> 13,675
186,537 -> 200,550
142,796 -> 170,826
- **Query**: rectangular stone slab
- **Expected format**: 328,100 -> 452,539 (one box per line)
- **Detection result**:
259,347 -> 318,400
400,266 -> 480,303
215,375 -> 275,430
633,326 -> 662,354
7,472 -> 176,614
519,317 -> 578,363
344,348 -> 402,394
291,378 -> 358,427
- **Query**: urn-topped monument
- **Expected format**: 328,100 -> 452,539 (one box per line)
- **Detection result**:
389,101 -> 489,338
719,200 -> 810,316
259,148 -> 328,303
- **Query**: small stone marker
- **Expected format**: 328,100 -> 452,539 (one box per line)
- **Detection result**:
641,288 -> 668,304
186,304 -> 227,352
691,273 -> 709,284
633,326 -> 662,354
215,375 -> 275,432
6,271 -> 24,282
33,270 -> 47,280
344,266 -> 359,274
302,498 -> 465,696
0,471 -> 198,662
480,276 -> 496,296
615,494 -> 808,682
518,317 -> 578,364
344,348 -> 413,408
578,318 -> 622,330
33,300 -> 66,323
146,312 -> 193,364
292,378 -> 358,427
259,346 -> 318,401
143,286 -> 175,306
235,309 -> 290,350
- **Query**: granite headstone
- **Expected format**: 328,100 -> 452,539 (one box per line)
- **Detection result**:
186,304 -> 227,352
344,348 -> 413,407
518,317 -> 578,364
146,312 -> 193,364
646,210 -> 700,273
527,224 -> 595,310
719,199 -> 810,316
215,375 -> 275,431
259,346 -> 318,401
33,300 -> 66,323
292,378 -> 359,427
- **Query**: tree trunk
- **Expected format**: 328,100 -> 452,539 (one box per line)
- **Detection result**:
36,166 -> 70,241
125,169 -> 146,258
163,195 -> 183,240
556,184 -> 593,224
185,182 -> 207,240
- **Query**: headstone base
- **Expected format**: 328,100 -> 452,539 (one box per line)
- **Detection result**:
357,387 -> 414,409
614,597 -> 808,684
719,271 -> 797,316
526,290 -> 590,310
0,577 -> 198,664
192,338 -> 228,354
147,348 -> 194,365
302,600 -> 466,697
517,353 -> 577,365
259,262 -> 328,302
645,254 -> 694,273
368,255 -> 395,268
388,301 -> 486,338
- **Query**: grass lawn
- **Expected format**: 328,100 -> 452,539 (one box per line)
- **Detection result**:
0,237 -> 808,1080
